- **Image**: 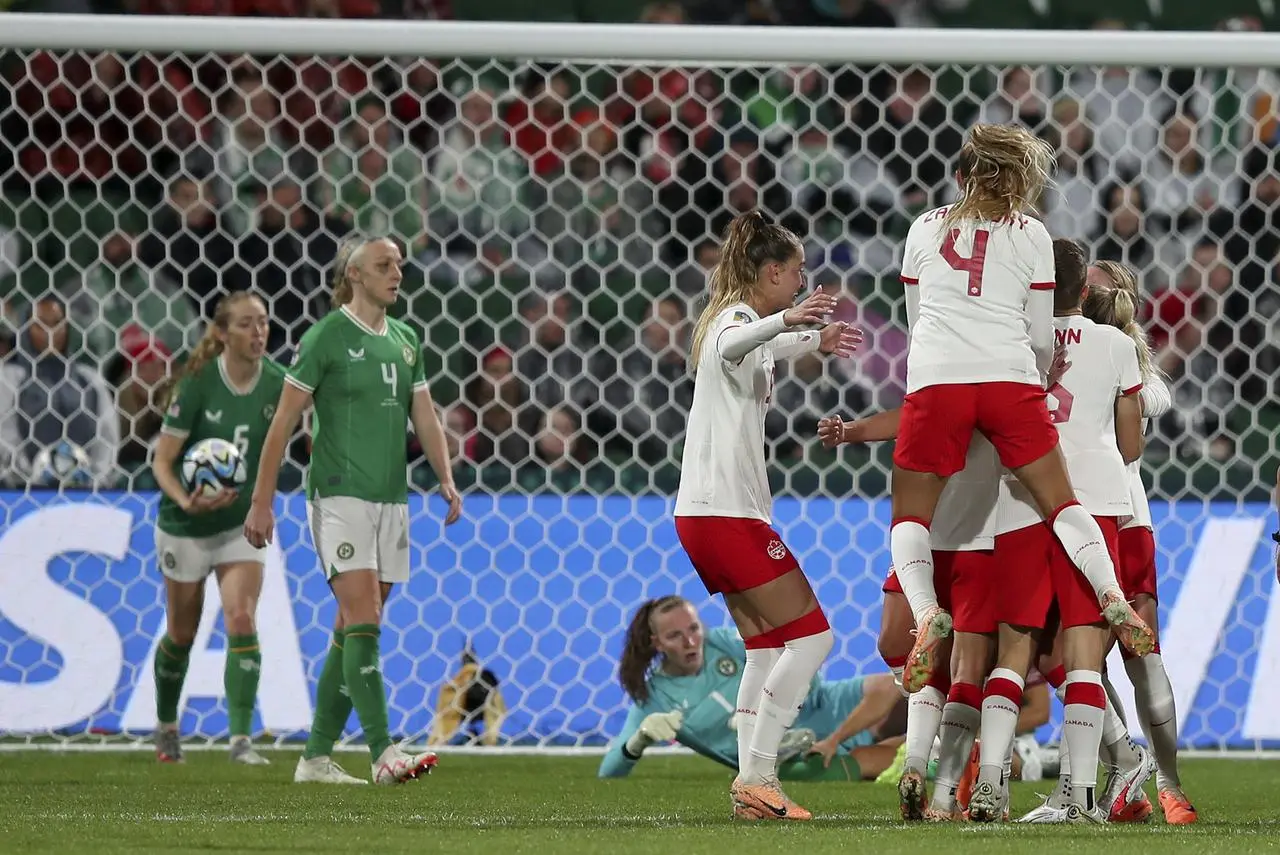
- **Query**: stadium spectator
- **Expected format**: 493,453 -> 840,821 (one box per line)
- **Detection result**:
510,293 -> 596,415
594,295 -> 693,464
1043,97 -> 1107,242
767,349 -> 869,459
1093,174 -> 1157,277
516,405 -> 613,493
1146,102 -> 1240,248
106,324 -> 174,474
0,295 -> 117,487
428,82 -> 533,280
389,58 -> 453,156
138,174 -> 239,321
236,178 -> 340,357
321,95 -> 429,256
505,64 -> 577,178
975,66 -> 1051,135
63,229 -> 201,364
467,346 -> 533,468
675,239 -> 720,297
865,68 -> 962,210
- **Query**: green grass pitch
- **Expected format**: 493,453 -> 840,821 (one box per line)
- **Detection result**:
1,752 -> 1277,854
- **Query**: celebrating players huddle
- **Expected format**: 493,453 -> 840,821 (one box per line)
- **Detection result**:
673,123 -> 1195,825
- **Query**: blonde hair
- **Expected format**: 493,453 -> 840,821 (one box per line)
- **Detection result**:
941,123 -> 1055,235
165,291 -> 260,407
689,210 -> 802,373
331,237 -> 372,307
1081,260 -> 1158,379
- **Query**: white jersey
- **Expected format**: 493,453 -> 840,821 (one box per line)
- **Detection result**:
996,474 -> 1043,535
1049,316 -> 1143,516
931,433 -> 1000,551
900,207 -> 1056,394
1122,373 -> 1170,532
673,304 -> 777,522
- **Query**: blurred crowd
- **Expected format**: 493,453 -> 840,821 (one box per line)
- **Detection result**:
1,0 -> 1279,498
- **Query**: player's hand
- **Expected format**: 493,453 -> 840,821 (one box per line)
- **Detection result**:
184,489 -> 237,516
1047,340 -> 1071,389
637,710 -> 683,745
807,736 -> 839,768
818,322 -> 862,357
783,287 -> 838,327
243,501 -> 275,549
439,482 -> 462,525
817,414 -> 846,448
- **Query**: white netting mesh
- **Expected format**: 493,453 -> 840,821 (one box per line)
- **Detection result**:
1,20 -> 1278,750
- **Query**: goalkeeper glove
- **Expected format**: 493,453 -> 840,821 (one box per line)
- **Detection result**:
623,710 -> 684,759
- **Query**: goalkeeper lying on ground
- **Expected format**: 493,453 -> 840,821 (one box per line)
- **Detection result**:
600,596 -> 905,781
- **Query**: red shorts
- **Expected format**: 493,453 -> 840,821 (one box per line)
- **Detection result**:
675,516 -> 798,595
994,523 -> 1056,628
881,550 -> 996,634
893,382 -> 1059,477
1118,525 -> 1158,602
1050,515 -> 1122,629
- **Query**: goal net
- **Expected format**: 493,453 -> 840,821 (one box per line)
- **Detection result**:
0,15 -> 1277,753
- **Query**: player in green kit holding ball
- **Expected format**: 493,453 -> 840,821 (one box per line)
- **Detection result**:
151,291 -> 284,766
244,236 -> 462,786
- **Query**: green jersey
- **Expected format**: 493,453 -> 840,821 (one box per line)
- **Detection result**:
157,356 -> 287,538
287,306 -> 426,504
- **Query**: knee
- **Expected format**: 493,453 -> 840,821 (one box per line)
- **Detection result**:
223,606 -> 256,637
165,622 -> 197,648
342,600 -> 382,627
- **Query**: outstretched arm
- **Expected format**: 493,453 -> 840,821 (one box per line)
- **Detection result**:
717,290 -> 839,364
817,408 -> 900,448
598,704 -> 648,779
808,674 -> 902,767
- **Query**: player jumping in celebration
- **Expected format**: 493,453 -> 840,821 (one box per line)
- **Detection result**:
675,210 -> 861,821
244,237 -> 462,786
1082,261 -> 1196,824
151,291 -> 283,765
890,124 -> 1153,700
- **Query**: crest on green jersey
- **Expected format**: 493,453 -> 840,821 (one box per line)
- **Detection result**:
291,347 -> 303,366
163,552 -> 177,570
262,404 -> 276,421
402,346 -> 415,366
716,656 -> 738,677
336,542 -> 355,561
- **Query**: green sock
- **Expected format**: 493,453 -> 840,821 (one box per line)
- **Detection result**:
342,624 -> 393,760
154,634 -> 193,726
224,633 -> 261,739
778,752 -> 862,783
304,629 -> 354,760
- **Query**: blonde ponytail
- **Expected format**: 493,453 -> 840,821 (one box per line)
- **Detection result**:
689,210 -> 802,373
941,123 -> 1055,236
331,237 -> 368,307
1081,261 -> 1159,379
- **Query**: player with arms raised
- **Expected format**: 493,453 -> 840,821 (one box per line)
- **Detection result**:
675,210 -> 861,821
890,124 -> 1153,695
150,291 -> 283,766
244,237 -> 462,786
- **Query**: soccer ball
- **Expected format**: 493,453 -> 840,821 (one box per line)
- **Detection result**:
29,441 -> 94,488
181,438 -> 247,498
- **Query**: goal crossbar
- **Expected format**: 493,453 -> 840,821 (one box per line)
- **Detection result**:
3,12 -> 1280,65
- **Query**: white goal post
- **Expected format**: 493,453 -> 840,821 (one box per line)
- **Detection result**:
0,14 -> 1278,757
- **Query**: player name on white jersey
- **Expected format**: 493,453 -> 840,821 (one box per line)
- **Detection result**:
899,206 -> 1056,394
1049,315 -> 1142,517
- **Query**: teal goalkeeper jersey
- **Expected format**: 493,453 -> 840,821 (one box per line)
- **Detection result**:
598,628 -> 874,778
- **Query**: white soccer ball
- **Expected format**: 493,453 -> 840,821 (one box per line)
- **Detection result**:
181,437 -> 247,498
30,440 -> 94,488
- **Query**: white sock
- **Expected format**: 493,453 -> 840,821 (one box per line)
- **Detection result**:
890,664 -> 907,697
736,645 -> 781,772
890,521 -> 938,624
932,686 -> 981,804
905,685 -> 945,773
742,628 -> 834,783
1050,505 -> 1122,601
1049,741 -> 1072,808
1100,683 -> 1142,774
1062,670 -> 1106,810
977,668 -> 1024,788
1126,652 -> 1181,789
